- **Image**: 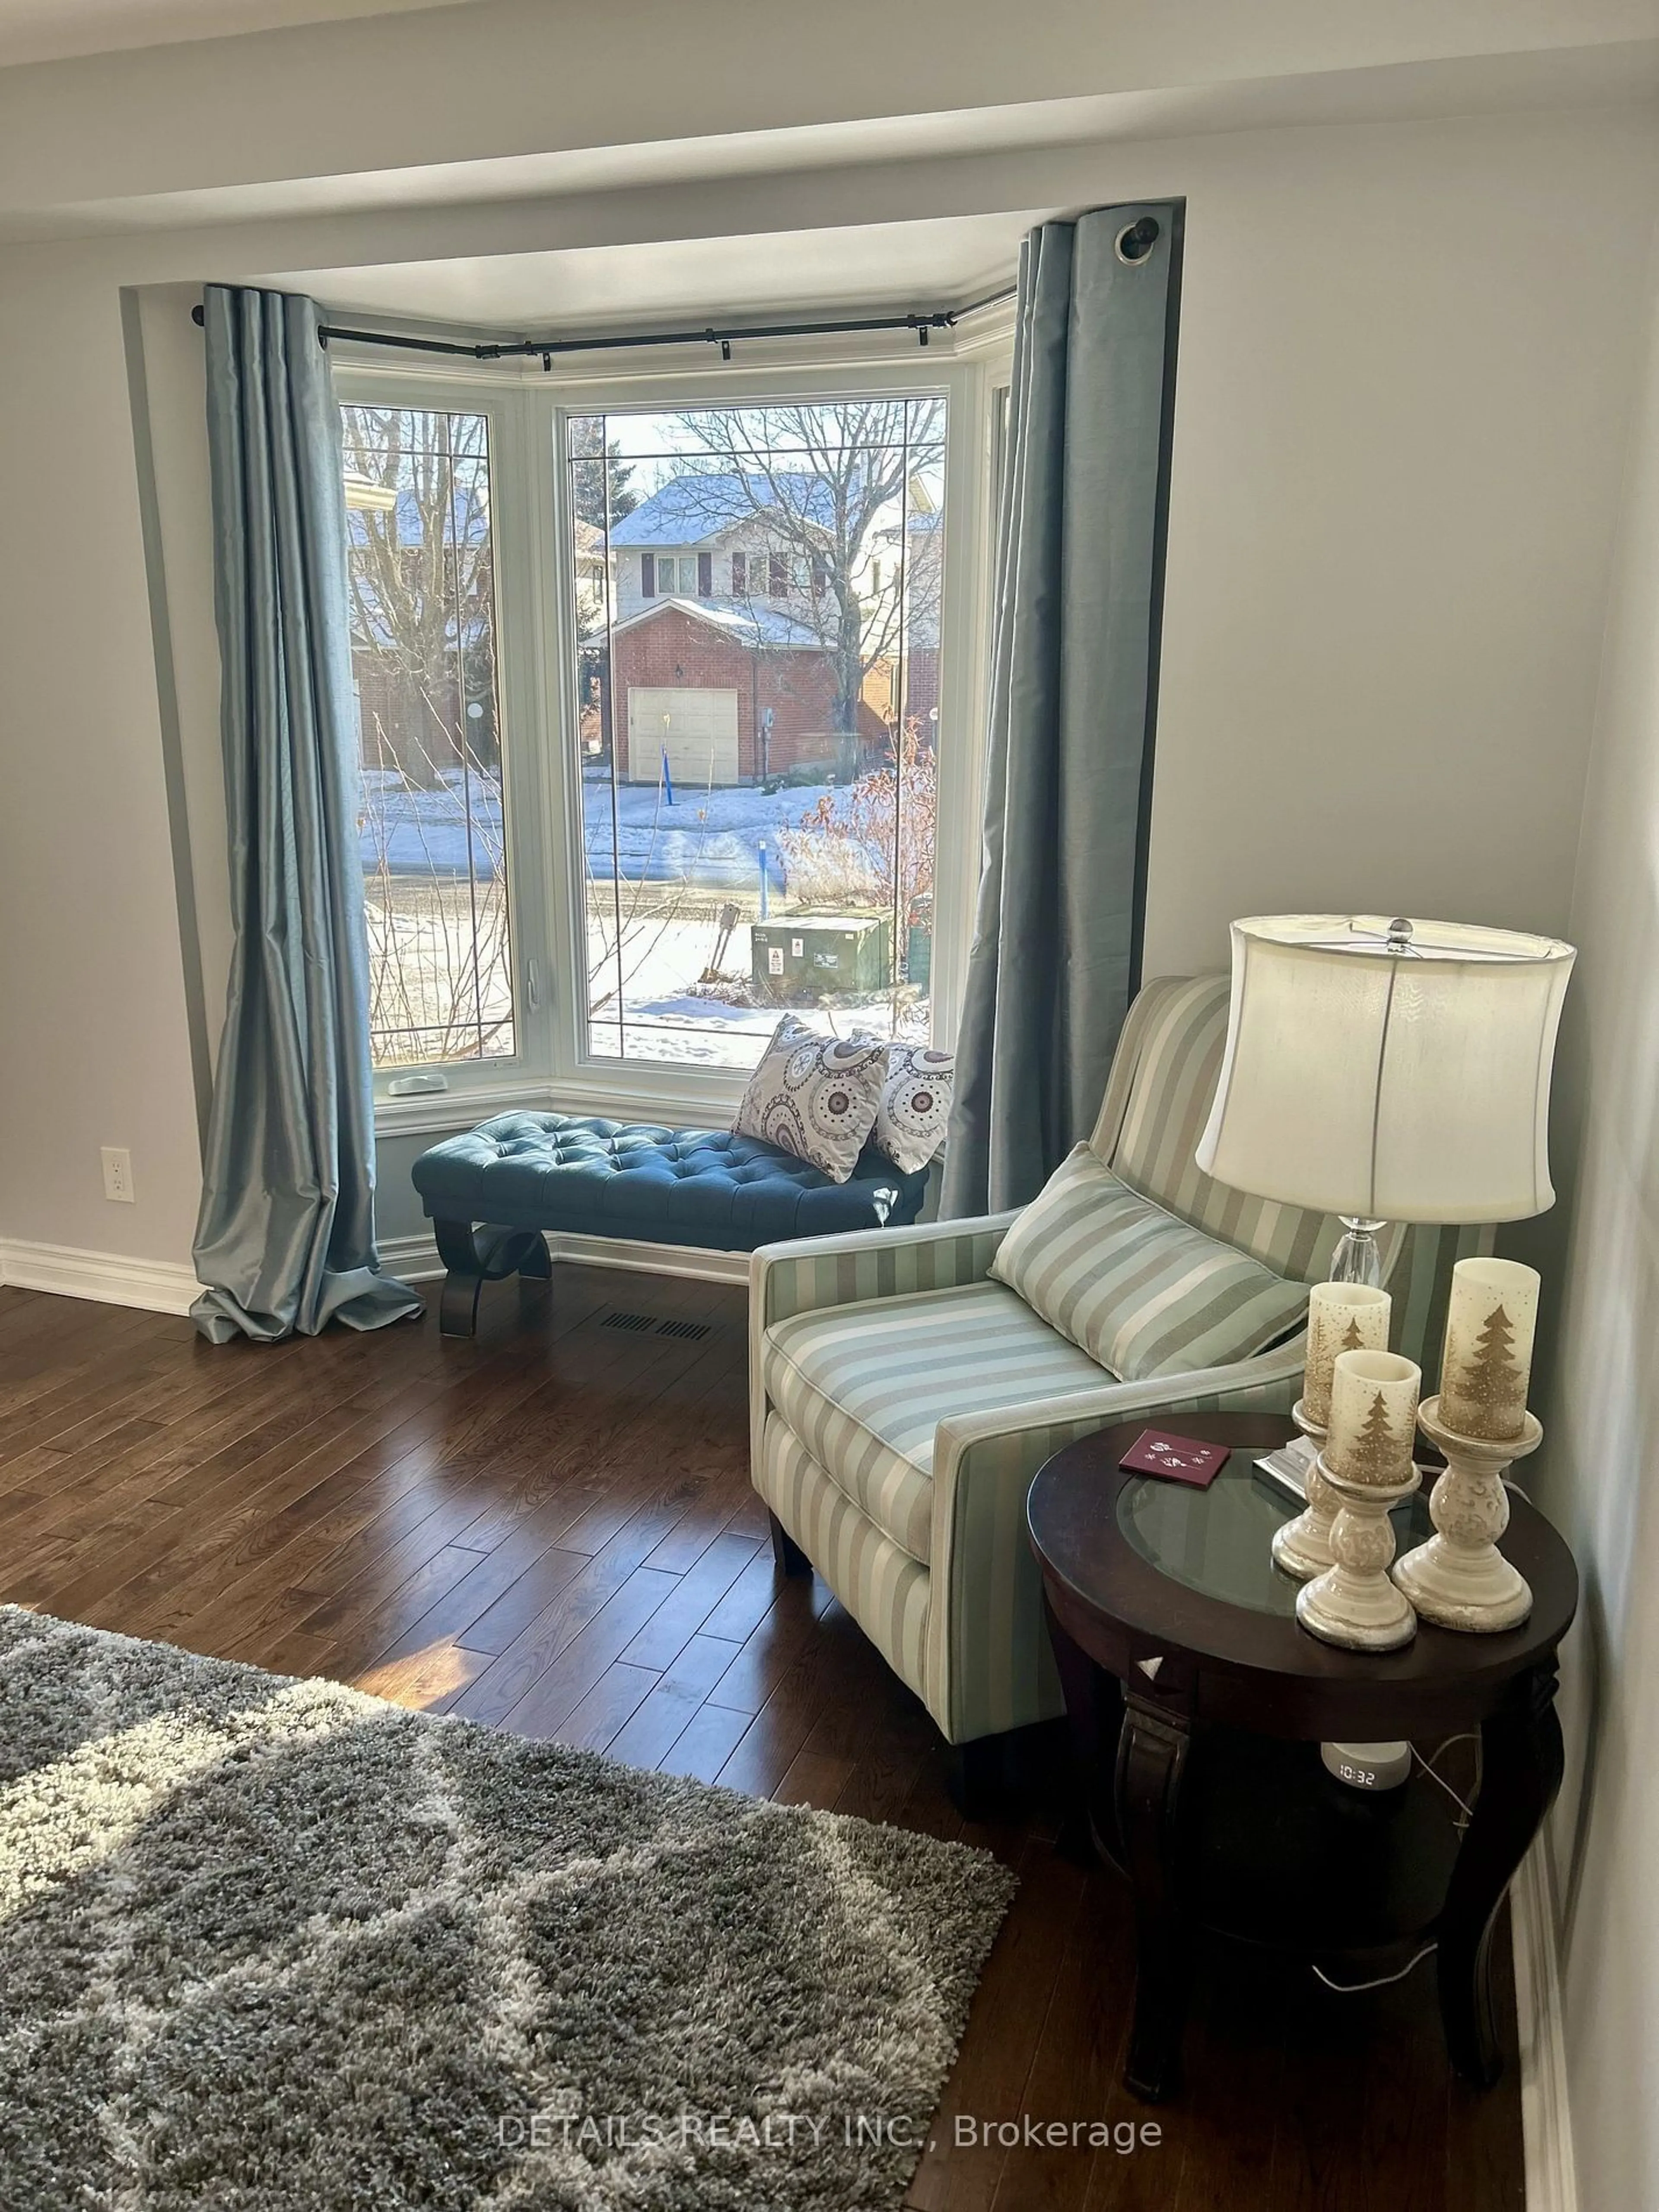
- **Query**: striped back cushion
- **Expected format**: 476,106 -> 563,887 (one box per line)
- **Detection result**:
989,1146 -> 1309,1382
1090,974 -> 1355,1284
1085,975 -> 1493,1367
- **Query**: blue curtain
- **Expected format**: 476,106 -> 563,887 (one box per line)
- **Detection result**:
942,205 -> 1182,1217
191,286 -> 422,1343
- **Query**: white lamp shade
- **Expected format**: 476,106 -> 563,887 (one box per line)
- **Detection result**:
1195,915 -> 1574,1223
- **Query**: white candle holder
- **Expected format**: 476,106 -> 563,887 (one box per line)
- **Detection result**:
1271,1398 -> 1336,1580
1296,1456 -> 1421,1652
1392,1394 -> 1540,1632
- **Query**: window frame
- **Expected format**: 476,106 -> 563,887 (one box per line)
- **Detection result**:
335,374 -> 559,1111
339,349 -> 999,1135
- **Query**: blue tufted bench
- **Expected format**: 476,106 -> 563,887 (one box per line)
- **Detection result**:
411,1112 -> 931,1336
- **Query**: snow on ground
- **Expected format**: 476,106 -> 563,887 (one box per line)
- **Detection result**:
363,771 -> 925,1072
368,888 -> 925,1074
359,766 -> 831,891
587,914 -> 925,1070
597,995 -> 925,1071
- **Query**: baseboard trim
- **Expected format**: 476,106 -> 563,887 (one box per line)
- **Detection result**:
1513,1837 -> 1576,2212
375,1234 -> 448,1283
0,1239 -> 201,1316
0,1230 -> 747,1316
378,1230 -> 750,1289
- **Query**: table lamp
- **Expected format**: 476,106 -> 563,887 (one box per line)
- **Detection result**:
1195,915 -> 1575,1286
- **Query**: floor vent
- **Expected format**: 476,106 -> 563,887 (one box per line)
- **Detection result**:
656,1318 -> 713,1341
601,1310 -> 656,1333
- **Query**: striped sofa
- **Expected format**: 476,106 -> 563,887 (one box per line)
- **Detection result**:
749,975 -> 1487,1791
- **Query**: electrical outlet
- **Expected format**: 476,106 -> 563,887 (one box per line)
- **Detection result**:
101,1147 -> 134,1203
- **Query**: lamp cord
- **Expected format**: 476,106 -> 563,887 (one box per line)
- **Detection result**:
1413,1732 -> 1480,1825
1309,1735 -> 1481,1997
1313,1944 -> 1437,1995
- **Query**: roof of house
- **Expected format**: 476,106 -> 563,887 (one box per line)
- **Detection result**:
610,595 -> 826,651
347,488 -> 490,547
609,471 -> 837,549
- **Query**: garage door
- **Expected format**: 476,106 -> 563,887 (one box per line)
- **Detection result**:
627,687 -> 741,787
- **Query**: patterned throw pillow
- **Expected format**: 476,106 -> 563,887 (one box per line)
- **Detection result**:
734,1015 -> 887,1183
874,1044 -> 954,1172
990,1145 -> 1308,1381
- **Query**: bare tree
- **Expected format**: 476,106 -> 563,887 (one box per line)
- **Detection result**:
341,406 -> 497,787
666,400 -> 944,754
342,405 -> 512,1066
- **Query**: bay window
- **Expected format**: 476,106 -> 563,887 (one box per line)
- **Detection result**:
336,353 -> 995,1128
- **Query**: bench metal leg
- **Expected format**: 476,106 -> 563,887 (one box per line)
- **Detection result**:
433,1219 -> 551,1338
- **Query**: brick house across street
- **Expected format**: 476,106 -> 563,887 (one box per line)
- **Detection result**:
607,472 -> 919,787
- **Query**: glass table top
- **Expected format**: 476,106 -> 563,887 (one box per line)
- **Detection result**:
1116,1451 -> 1432,1618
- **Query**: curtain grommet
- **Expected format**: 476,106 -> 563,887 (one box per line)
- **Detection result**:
1115,217 -> 1160,265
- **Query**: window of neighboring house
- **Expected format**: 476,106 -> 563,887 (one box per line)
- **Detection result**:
566,394 -> 948,1072
340,403 -> 514,1070
641,551 -> 656,595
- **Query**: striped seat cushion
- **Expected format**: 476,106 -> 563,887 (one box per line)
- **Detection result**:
990,1145 -> 1309,1381
763,1281 -> 1112,1565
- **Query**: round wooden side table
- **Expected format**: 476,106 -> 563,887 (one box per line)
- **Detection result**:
1027,1412 -> 1578,2104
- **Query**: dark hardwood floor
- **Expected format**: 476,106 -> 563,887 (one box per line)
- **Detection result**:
0,1269 -> 1525,2210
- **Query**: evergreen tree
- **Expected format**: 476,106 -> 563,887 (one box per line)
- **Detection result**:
1450,1303 -> 1526,1437
568,418 -> 639,531
1311,1312 -> 1369,1418
1346,1389 -> 1402,1483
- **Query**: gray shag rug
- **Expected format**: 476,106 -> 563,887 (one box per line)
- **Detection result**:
0,1606 -> 1014,2211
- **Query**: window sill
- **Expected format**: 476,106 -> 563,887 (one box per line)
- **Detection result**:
373,1066 -> 748,1142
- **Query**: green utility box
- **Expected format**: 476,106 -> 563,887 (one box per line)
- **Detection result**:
752,913 -> 893,1003
905,922 -> 932,994
905,891 -> 933,993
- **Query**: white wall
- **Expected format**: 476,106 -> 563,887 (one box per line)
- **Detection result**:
127,280 -> 231,1075
1530,212 -> 1659,2212
0,266 -> 204,1264
1141,110 -> 1656,973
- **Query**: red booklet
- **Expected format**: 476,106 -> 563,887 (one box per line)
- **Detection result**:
1119,1429 -> 1230,1487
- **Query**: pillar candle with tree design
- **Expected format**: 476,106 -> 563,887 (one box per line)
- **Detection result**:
1325,1349 -> 1421,1487
1302,1281 -> 1392,1428
1437,1257 -> 1539,1442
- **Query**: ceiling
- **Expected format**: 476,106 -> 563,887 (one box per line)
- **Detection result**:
44,94 -> 1153,238
271,211 -> 1042,337
0,0 -> 473,68
28,41 -> 1659,248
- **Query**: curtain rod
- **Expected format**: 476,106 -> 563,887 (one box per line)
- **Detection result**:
189,283 -> 1018,363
